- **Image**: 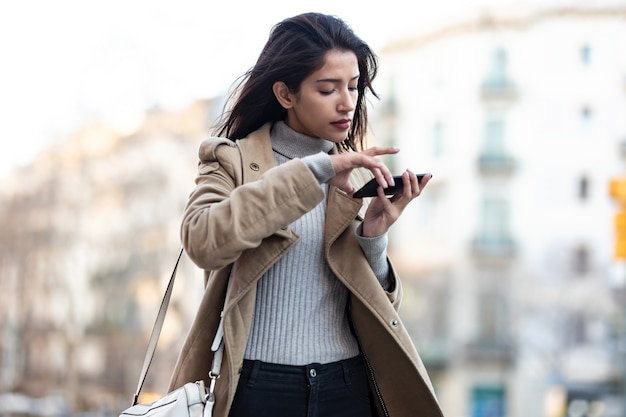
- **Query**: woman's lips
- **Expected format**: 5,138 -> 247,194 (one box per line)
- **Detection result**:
331,119 -> 351,129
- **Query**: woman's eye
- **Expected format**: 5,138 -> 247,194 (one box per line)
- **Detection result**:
320,90 -> 334,95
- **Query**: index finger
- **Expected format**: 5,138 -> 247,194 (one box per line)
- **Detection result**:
362,146 -> 400,157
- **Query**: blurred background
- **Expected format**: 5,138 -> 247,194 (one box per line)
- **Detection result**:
1,1 -> 626,416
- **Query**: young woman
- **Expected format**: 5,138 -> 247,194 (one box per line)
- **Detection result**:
168,12 -> 444,417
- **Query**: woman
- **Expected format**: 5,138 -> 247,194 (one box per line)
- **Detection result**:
169,12 -> 444,417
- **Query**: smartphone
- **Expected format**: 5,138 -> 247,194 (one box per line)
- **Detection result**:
352,174 -> 429,198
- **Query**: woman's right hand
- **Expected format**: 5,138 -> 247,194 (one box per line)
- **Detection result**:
329,146 -> 400,196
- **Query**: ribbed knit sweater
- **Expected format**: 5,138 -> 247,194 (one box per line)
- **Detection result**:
243,121 -> 391,365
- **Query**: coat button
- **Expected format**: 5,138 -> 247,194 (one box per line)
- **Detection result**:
391,319 -> 398,327
250,163 -> 260,171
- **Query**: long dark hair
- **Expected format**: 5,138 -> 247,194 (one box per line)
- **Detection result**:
214,12 -> 379,152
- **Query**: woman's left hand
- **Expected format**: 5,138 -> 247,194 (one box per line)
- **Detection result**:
360,169 -> 432,237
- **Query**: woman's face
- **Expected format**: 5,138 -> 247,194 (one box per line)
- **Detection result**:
282,49 -> 359,143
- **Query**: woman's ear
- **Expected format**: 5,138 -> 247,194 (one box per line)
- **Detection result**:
272,81 -> 294,109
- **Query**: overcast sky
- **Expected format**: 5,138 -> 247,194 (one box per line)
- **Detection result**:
0,0 -> 555,178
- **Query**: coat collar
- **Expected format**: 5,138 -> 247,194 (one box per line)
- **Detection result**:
235,123 -> 275,185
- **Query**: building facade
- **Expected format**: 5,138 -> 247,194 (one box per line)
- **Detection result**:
371,4 -> 626,417
0,100 -> 223,413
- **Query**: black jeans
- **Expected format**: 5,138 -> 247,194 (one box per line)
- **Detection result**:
227,355 -> 374,417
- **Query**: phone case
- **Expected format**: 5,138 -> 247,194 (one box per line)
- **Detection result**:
352,174 -> 427,198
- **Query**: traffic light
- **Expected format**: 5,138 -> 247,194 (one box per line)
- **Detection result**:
610,177 -> 626,259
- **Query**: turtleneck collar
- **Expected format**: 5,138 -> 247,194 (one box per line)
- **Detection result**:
270,121 -> 335,159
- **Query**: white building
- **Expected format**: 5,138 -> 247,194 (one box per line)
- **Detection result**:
371,4 -> 626,417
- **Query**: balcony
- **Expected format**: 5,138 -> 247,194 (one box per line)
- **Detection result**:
471,236 -> 516,259
420,342 -> 451,371
477,153 -> 517,175
480,79 -> 518,102
465,339 -> 514,364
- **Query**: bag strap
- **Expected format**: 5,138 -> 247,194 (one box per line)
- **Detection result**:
131,247 -> 229,406
132,247 -> 184,406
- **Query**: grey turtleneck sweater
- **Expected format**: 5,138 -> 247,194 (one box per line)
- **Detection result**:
243,121 -> 391,365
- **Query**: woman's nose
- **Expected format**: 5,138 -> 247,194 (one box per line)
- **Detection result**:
337,89 -> 356,112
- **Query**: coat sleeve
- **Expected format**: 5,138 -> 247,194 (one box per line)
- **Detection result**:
181,138 -> 325,271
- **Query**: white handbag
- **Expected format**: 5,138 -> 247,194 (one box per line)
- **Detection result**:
119,248 -> 225,417
120,381 -> 214,417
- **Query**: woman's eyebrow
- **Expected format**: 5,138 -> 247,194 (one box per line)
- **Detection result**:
315,75 -> 360,83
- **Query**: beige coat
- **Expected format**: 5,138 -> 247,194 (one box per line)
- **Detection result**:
169,123 -> 444,417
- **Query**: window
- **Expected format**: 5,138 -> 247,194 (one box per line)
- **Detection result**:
476,269 -> 508,347
471,385 -> 506,417
580,106 -> 592,124
483,116 -> 505,157
477,289 -> 506,344
566,314 -> 587,345
479,114 -> 516,173
478,197 -> 511,245
473,196 -> 514,255
572,245 -> 590,275
580,44 -> 591,65
578,175 -> 589,201
485,47 -> 509,88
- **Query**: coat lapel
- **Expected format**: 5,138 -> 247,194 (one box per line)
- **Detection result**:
323,166 -> 373,247
324,186 -> 362,246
